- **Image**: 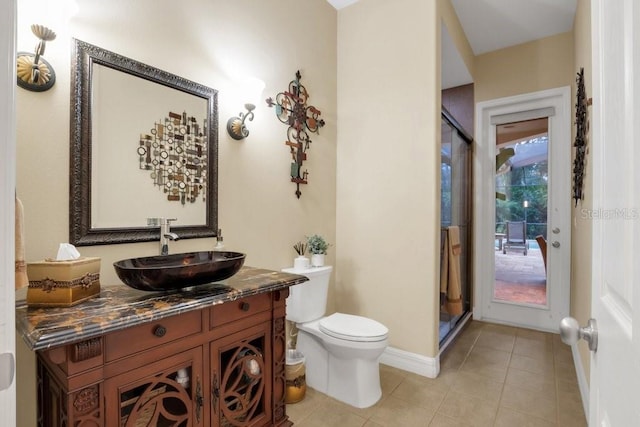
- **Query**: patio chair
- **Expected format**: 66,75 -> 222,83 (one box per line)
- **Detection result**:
503,221 -> 528,255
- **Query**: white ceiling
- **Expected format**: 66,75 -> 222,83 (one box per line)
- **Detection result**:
451,0 -> 577,55
326,0 -> 358,9
327,0 -> 578,88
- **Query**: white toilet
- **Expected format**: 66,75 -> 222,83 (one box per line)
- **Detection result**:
283,265 -> 388,408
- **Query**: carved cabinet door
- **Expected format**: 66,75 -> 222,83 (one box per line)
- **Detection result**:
104,347 -> 205,426
210,322 -> 272,427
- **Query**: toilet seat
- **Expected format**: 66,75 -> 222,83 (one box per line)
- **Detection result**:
319,313 -> 388,342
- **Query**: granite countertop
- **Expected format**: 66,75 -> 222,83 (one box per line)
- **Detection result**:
15,266 -> 308,351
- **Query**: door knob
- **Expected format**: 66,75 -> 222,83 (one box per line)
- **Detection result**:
552,241 -> 560,248
560,317 -> 598,351
552,227 -> 560,234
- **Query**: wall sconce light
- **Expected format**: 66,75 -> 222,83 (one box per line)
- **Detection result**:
227,103 -> 256,140
16,24 -> 57,92
226,77 -> 265,141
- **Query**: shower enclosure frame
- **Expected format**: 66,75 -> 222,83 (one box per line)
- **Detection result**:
439,107 -> 473,346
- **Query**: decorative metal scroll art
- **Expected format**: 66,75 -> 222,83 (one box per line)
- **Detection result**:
573,67 -> 588,206
119,367 -> 199,425
266,71 -> 325,198
216,341 -> 266,426
138,111 -> 208,205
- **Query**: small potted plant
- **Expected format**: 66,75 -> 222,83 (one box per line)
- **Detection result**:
293,241 -> 310,270
306,234 -> 330,267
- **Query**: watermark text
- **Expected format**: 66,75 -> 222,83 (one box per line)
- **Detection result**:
580,208 -> 639,220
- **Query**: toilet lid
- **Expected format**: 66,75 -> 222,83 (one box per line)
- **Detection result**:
319,313 -> 388,342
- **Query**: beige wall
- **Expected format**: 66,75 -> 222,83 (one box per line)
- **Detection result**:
571,0 -> 593,383
16,1 -> 337,425
336,0 -> 441,358
17,0 -> 337,284
474,31 -> 574,103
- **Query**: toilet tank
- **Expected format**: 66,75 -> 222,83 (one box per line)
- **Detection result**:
282,266 -> 333,323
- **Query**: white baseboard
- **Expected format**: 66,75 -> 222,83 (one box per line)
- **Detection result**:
379,346 -> 439,379
571,344 -> 590,421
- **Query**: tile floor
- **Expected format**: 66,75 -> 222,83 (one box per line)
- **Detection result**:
286,321 -> 587,426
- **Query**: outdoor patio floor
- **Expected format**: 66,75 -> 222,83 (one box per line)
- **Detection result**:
495,246 -> 547,305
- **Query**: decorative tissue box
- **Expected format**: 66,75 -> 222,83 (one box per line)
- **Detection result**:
27,257 -> 101,307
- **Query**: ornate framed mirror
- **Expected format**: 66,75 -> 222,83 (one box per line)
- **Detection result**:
70,39 -> 218,245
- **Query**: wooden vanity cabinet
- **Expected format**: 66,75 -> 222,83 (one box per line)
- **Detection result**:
210,322 -> 272,426
36,288 -> 291,427
104,347 -> 205,426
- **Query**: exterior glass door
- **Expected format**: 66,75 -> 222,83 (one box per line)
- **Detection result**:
494,118 -> 548,306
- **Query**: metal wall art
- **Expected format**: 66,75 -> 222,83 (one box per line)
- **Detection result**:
139,111 -> 208,205
266,71 -> 325,198
573,67 -> 590,206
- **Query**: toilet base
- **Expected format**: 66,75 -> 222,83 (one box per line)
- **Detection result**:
296,326 -> 385,408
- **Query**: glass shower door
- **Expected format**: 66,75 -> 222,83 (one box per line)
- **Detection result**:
440,112 -> 472,344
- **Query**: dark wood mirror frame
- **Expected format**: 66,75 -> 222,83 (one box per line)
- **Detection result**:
70,39 -> 218,246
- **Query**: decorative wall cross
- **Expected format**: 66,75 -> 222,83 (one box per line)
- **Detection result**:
266,70 -> 325,198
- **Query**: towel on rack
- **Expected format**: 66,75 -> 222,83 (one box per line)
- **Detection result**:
440,226 -> 462,315
15,195 -> 29,290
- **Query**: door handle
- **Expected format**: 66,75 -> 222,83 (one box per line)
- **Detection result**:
552,241 -> 560,248
0,353 -> 15,391
560,317 -> 598,351
552,227 -> 560,234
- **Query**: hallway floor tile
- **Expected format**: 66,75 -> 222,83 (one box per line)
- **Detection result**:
287,321 -> 587,426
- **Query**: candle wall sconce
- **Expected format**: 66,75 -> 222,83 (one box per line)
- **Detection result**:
266,70 -> 325,198
227,103 -> 256,140
17,24 -> 57,92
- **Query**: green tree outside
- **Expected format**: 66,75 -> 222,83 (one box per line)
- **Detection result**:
496,160 -> 548,239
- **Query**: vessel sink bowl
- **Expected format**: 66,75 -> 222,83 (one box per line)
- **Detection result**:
114,251 -> 246,291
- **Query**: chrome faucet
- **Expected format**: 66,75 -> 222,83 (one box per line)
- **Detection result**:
147,218 -> 179,255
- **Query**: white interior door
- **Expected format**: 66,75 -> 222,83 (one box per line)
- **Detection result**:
474,87 -> 571,332
0,0 -> 17,422
589,0 -> 640,424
